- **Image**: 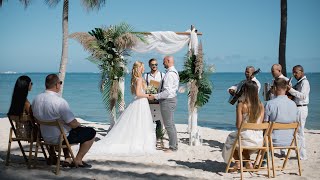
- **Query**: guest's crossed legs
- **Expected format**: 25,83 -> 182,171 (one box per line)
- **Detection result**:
67,126 -> 96,166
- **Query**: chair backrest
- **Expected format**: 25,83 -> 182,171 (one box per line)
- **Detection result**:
8,114 -> 33,123
269,122 -> 299,130
240,122 -> 270,130
237,122 -> 270,144
35,118 -> 67,144
34,118 -> 76,175
229,122 -> 272,179
268,122 -> 299,144
8,115 -> 34,139
267,122 -> 301,177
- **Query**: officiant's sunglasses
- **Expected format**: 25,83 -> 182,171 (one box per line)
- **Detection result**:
150,63 -> 158,67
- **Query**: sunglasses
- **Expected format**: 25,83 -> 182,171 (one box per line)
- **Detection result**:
31,82 -> 33,85
150,64 -> 158,67
57,81 -> 63,85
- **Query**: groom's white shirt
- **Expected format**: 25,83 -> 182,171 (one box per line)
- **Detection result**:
155,66 -> 179,100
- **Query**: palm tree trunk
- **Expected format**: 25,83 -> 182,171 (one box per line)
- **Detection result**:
58,0 -> 69,95
279,0 -> 287,76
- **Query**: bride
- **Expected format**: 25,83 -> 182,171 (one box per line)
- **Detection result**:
89,61 -> 157,156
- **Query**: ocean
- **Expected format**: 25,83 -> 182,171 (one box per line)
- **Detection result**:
1,72 -> 319,130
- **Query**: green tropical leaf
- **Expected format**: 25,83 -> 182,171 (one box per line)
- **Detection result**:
195,76 -> 213,107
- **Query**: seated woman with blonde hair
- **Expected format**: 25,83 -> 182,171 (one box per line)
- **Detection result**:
222,80 -> 265,170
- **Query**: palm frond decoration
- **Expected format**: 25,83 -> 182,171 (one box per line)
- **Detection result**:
179,42 -> 213,111
70,22 -> 142,121
195,43 -> 204,78
189,80 -> 198,113
196,75 -> 212,107
179,54 -> 197,84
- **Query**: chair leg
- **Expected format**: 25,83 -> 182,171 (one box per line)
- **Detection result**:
40,144 -> 48,159
56,145 -> 62,175
239,148 -> 244,180
28,139 -> 33,169
282,148 -> 292,170
225,139 -> 238,173
6,128 -> 13,166
17,140 -> 29,165
68,145 -> 76,164
34,143 -> 39,167
296,147 -> 302,176
40,144 -> 49,164
254,149 -> 263,168
295,139 -> 302,176
270,145 -> 275,178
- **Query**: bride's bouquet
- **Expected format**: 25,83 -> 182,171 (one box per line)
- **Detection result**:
145,83 -> 159,104
145,85 -> 158,94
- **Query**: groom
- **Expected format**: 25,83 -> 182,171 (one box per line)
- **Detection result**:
149,56 -> 179,152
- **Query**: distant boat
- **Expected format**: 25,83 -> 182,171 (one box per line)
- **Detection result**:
1,71 -> 17,74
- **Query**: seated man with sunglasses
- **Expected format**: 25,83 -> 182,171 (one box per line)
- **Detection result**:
144,58 -> 165,144
32,74 -> 96,168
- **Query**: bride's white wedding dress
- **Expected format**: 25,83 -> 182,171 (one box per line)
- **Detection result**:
89,88 -> 156,156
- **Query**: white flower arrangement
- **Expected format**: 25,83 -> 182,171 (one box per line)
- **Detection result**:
145,85 -> 158,94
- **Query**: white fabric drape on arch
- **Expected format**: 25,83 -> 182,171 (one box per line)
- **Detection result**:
131,30 -> 198,55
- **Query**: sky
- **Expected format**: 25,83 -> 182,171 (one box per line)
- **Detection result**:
0,0 -> 319,73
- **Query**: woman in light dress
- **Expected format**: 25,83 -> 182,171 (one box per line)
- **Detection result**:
89,61 -> 156,156
222,80 -> 264,170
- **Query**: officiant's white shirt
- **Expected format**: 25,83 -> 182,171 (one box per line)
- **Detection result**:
155,66 -> 179,100
144,70 -> 165,87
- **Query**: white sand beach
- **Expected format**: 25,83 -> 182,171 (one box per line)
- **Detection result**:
0,117 -> 319,180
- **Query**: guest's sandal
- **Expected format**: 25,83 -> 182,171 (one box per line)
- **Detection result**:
229,162 -> 240,172
61,161 -> 73,167
72,161 -> 92,168
80,162 -> 92,168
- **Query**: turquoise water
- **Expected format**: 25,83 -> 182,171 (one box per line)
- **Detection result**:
1,72 -> 319,130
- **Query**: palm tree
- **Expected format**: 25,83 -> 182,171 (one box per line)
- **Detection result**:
1,0 -> 106,94
279,0 -> 287,76
45,0 -> 106,94
0,0 -> 31,9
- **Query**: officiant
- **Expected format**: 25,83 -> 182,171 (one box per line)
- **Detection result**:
144,58 -> 165,142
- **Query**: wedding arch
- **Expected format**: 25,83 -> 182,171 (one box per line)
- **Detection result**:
70,23 -> 212,146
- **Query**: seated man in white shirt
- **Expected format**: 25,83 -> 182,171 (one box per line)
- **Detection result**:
32,74 -> 96,168
144,58 -> 165,141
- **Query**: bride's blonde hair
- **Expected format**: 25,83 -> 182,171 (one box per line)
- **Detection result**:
131,61 -> 146,94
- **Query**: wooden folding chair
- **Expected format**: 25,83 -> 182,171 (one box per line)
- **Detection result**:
268,122 -> 302,177
6,115 -> 49,168
225,122 -> 271,180
6,115 -> 34,168
34,119 -> 76,175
